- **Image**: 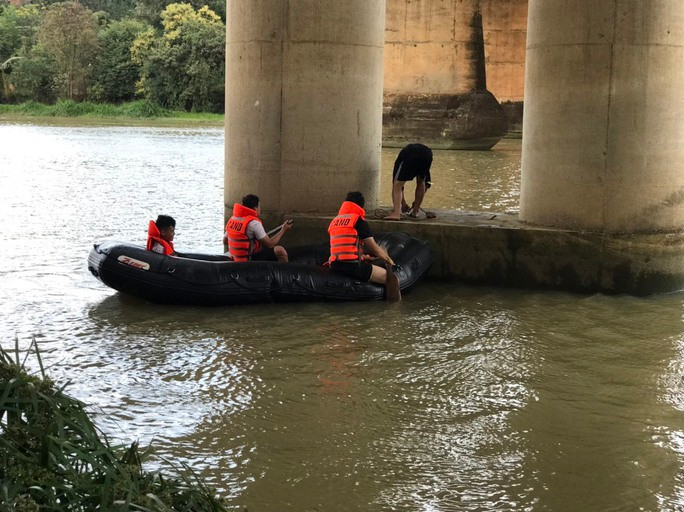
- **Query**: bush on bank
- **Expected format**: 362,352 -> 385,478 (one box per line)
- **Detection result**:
0,2 -> 225,112
0,340 -> 229,511
0,99 -> 181,118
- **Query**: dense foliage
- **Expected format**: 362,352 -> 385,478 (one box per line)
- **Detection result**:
0,0 -> 225,113
0,340 -> 229,511
132,4 -> 224,111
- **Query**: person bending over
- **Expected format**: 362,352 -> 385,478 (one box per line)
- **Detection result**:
147,215 -> 176,256
328,191 -> 400,300
384,143 -> 433,220
225,194 -> 292,262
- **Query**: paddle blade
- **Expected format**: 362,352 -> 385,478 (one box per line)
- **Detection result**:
385,262 -> 401,303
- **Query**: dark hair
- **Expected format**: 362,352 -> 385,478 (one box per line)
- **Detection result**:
155,215 -> 175,230
345,191 -> 365,208
242,194 -> 260,210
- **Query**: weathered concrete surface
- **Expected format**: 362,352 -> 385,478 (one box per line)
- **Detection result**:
383,0 -> 508,149
521,0 -> 684,233
225,0 -> 385,216
264,210 -> 684,295
383,90 -> 508,150
482,0 -> 528,132
482,0 -> 527,103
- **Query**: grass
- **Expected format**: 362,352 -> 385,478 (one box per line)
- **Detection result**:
0,338 -> 229,511
0,100 -> 224,124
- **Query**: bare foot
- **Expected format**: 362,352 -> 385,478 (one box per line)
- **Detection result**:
384,214 -> 401,221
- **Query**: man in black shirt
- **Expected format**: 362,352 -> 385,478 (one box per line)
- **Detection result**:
384,143 -> 433,220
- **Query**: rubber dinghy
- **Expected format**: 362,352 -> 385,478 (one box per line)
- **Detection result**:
88,232 -> 433,306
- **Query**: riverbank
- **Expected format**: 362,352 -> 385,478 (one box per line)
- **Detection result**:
0,100 -> 224,126
0,342 -> 229,511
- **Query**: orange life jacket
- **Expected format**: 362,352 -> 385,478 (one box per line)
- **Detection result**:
146,220 -> 174,255
328,201 -> 366,263
226,203 -> 262,262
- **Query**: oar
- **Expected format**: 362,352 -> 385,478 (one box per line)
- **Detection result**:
385,261 -> 401,303
266,219 -> 293,237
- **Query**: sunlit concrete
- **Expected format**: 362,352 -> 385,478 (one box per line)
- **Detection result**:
383,0 -> 508,149
521,0 -> 684,233
224,0 -> 385,216
482,0 -> 528,133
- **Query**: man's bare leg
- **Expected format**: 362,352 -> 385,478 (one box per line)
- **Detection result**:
274,245 -> 289,262
401,185 -> 411,212
369,264 -> 387,284
409,178 -> 427,217
384,180 -> 405,220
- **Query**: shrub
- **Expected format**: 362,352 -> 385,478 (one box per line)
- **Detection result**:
0,340 -> 229,511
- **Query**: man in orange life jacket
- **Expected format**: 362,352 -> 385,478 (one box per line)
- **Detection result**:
328,191 -> 397,288
146,215 -> 176,255
225,194 -> 293,262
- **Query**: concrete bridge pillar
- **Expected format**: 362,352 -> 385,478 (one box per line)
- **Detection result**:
520,0 -> 684,233
224,1 -> 385,216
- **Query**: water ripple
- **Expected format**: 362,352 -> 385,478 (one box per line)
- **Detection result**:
2,124 -> 684,511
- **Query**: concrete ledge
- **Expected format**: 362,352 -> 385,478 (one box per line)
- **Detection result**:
266,210 -> 684,295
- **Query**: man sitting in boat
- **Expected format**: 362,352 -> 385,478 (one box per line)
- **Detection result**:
328,191 -> 400,299
147,215 -> 176,256
225,194 -> 293,262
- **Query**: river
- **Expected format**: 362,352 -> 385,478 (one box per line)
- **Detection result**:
1,122 -> 683,511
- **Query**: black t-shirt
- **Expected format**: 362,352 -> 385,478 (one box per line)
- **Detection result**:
393,143 -> 433,188
355,218 -> 372,240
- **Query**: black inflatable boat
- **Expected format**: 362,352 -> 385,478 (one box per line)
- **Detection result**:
88,232 -> 433,306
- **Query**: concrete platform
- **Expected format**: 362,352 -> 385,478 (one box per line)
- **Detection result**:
270,209 -> 684,296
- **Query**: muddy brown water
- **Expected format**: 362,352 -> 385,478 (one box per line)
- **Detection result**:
1,122 -> 683,511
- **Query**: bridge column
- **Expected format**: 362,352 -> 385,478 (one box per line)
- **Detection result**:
225,1 -> 385,216
520,0 -> 684,233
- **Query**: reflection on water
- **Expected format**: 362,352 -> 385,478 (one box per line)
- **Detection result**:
1,122 -> 684,511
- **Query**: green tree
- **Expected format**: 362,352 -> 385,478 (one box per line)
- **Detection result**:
0,5 -> 42,63
40,0 -> 136,21
91,18 -> 149,102
0,5 -> 42,102
10,44 -> 57,102
84,0 -> 136,20
38,2 -> 99,100
134,0 -> 224,27
0,6 -> 21,63
132,3 -> 224,112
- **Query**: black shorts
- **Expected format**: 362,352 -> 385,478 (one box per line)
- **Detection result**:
393,145 -> 433,183
330,261 -> 373,282
251,246 -> 278,261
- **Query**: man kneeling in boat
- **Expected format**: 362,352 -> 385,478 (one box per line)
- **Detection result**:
328,191 -> 400,301
225,194 -> 293,262
147,215 -> 176,256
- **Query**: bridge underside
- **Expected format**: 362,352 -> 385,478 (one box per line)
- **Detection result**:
226,0 -> 684,295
